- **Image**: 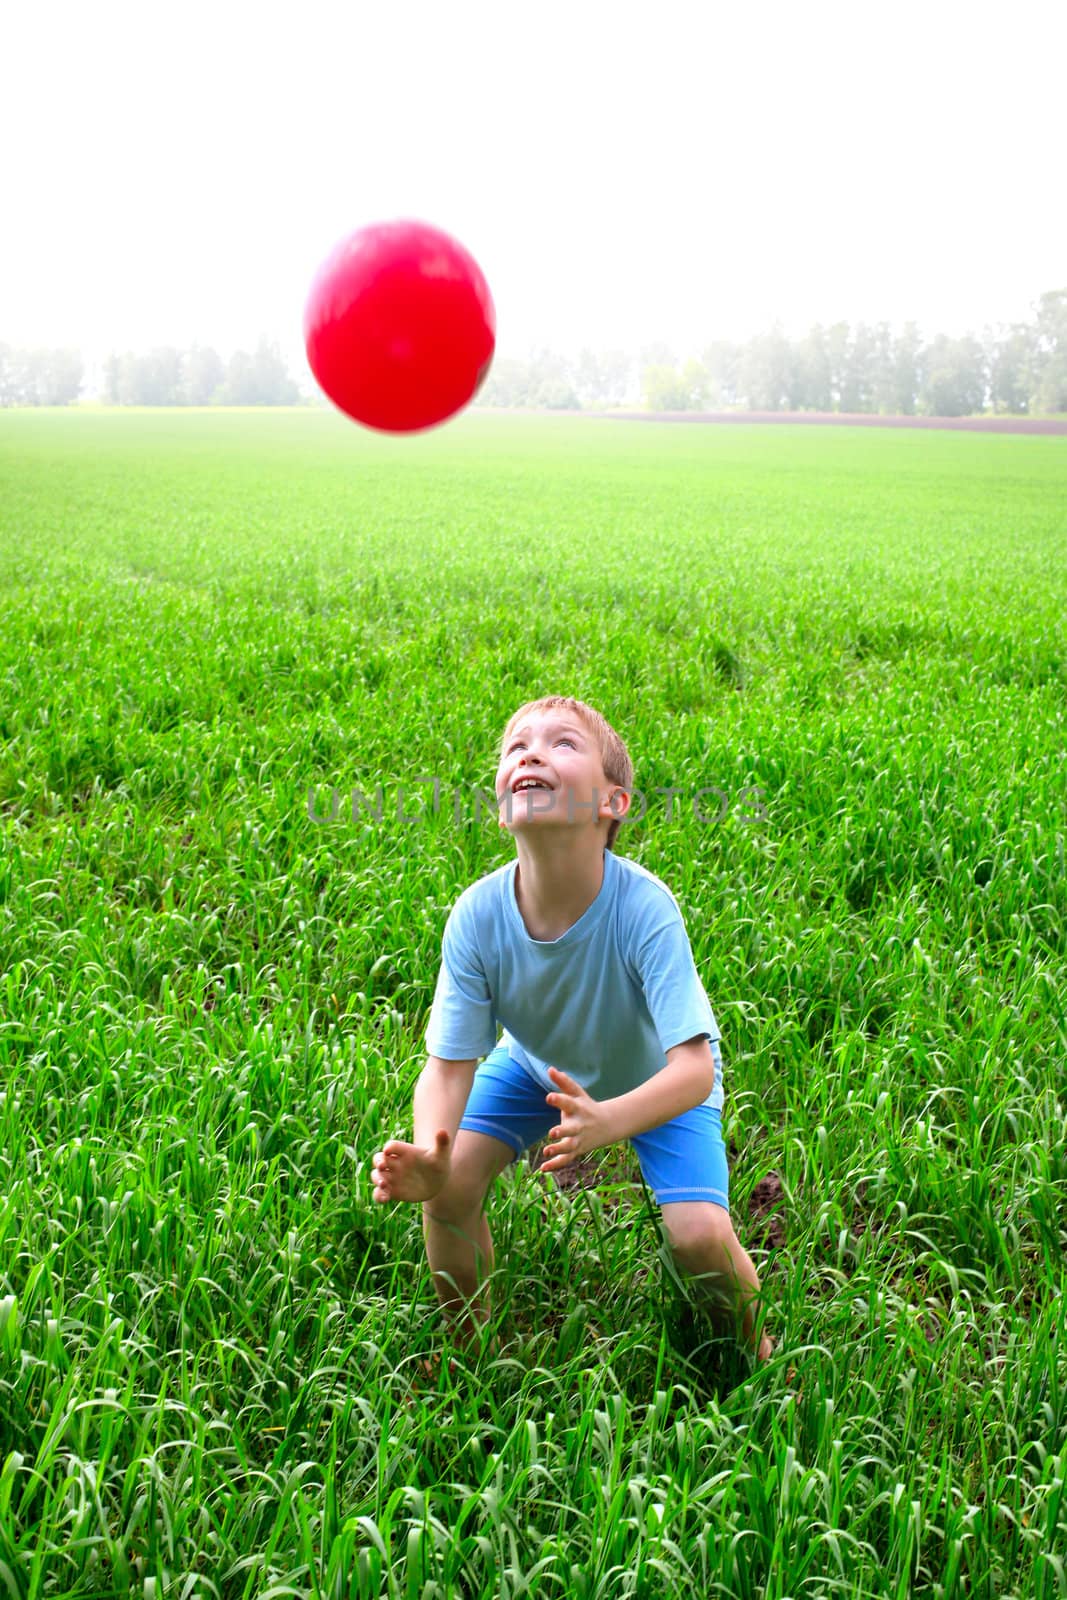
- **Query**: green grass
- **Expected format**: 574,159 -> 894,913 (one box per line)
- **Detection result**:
0,408 -> 1064,1598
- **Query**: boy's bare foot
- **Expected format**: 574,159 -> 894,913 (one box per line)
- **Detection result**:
784,1362 -> 804,1401
414,1333 -> 499,1385
757,1334 -> 775,1363
400,1355 -> 458,1408
417,1353 -> 459,1383
370,1131 -> 451,1203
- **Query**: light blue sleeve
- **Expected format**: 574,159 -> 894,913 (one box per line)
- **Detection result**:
631,900 -> 719,1055
424,895 -> 498,1062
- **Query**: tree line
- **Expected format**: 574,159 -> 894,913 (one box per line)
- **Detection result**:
2,288 -> 1064,415
479,288 -> 1067,417
0,346 -> 85,407
0,336 -> 302,407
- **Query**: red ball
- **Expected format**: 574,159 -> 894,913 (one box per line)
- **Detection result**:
303,218 -> 496,433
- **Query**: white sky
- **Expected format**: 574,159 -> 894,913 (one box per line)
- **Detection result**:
3,0 -> 1065,378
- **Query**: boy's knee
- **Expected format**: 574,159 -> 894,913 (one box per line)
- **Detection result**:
424,1131 -> 513,1223
663,1201 -> 734,1261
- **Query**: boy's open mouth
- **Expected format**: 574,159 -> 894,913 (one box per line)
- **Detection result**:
511,777 -> 553,793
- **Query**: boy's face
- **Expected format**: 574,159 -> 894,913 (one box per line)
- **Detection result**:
495,710 -> 622,836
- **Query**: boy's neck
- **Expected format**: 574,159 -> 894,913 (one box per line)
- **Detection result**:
512,834 -> 607,941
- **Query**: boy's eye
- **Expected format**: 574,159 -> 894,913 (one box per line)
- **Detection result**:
507,737 -> 575,753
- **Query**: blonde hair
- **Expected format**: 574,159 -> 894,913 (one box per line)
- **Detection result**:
499,695 -> 634,852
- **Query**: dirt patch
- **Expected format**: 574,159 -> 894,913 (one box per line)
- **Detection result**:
589,409 -> 1067,435
748,1170 -> 787,1250
528,1139 -> 788,1247
530,1139 -> 638,1207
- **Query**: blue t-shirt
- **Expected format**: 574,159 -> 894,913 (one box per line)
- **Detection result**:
425,847 -> 724,1111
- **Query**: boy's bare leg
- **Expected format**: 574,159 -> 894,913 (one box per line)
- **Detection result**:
672,1230 -> 774,1361
422,1203 -> 495,1350
714,1238 -> 772,1359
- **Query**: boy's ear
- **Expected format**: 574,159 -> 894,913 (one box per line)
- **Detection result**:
603,786 -> 632,822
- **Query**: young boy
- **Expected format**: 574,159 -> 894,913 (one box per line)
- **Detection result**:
370,695 -> 773,1364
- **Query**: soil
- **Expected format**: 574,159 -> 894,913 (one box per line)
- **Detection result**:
527,1138 -> 788,1249
587,409 -> 1067,435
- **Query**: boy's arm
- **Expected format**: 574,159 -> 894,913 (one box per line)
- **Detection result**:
413,1055 -> 479,1151
371,1055 -> 479,1205
599,1037 -> 716,1144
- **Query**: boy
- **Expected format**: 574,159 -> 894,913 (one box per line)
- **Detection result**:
370,695 -> 773,1364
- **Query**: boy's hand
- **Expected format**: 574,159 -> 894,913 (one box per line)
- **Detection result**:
540,1067 -> 611,1173
370,1132 -> 451,1203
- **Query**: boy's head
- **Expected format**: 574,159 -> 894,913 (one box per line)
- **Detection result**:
495,695 -> 634,852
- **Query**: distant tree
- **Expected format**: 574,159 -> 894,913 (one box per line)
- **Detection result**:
221,349 -> 257,404
570,347 -> 631,408
219,338 -> 298,405
0,343 -> 15,406
701,340 -> 741,406
478,347 -> 627,409
790,325 -> 832,410
574,347 -> 605,407
824,322 -> 851,410
639,359 -> 708,411
870,322 -> 897,413
598,349 -> 632,406
107,347 -> 182,405
102,352 -> 122,404
25,350 -> 48,404
251,337 -> 298,404
682,358 -> 709,408
737,326 -> 792,410
839,323 -> 877,412
890,322 -> 923,414
0,345 -> 82,405
643,364 -> 690,410
0,345 -> 32,405
536,376 -> 580,409
37,347 -> 83,404
527,347 -> 573,397
985,322 -> 1033,413
180,344 -> 225,405
476,356 -> 532,407
919,334 -> 986,416
15,349 -> 35,404
116,353 -> 144,405
150,346 -> 182,404
1029,288 -> 1067,413
0,344 -> 36,405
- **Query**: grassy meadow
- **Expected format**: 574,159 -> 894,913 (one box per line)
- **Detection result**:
0,407 -> 1064,1598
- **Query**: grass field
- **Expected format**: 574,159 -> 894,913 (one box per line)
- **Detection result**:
0,408 -> 1064,1598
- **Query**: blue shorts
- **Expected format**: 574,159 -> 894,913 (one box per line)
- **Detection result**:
458,1044 -> 729,1210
